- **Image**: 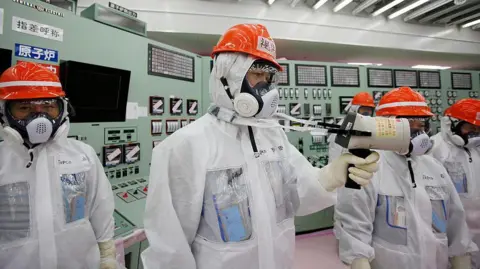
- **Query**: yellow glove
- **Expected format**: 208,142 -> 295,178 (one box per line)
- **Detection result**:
98,240 -> 117,269
450,255 -> 471,269
351,258 -> 371,269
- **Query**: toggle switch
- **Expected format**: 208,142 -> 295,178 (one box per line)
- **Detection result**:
166,120 -> 180,134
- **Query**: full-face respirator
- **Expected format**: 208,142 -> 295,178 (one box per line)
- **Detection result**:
221,60 -> 280,119
448,117 -> 480,148
0,98 -> 69,145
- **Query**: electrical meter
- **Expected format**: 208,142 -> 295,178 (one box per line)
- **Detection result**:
436,91 -> 441,97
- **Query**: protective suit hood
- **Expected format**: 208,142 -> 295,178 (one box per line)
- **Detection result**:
209,53 -> 257,110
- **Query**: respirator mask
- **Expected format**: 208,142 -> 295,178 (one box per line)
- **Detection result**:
465,133 -> 480,148
402,117 -> 433,156
450,119 -> 480,148
5,98 -> 64,145
233,60 -> 280,119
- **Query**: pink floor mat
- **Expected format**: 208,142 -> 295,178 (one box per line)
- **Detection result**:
294,230 -> 348,269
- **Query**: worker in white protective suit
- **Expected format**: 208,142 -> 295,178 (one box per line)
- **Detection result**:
334,86 -> 477,269
328,92 -> 375,163
429,98 -> 480,269
0,62 -> 117,269
141,23 -> 380,269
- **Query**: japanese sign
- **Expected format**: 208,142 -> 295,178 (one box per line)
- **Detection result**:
15,44 -> 58,62
109,2 -> 137,18
12,0 -> 64,17
0,8 -> 3,35
17,60 -> 60,76
12,16 -> 63,42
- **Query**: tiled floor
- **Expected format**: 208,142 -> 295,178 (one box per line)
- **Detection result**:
294,230 -> 348,269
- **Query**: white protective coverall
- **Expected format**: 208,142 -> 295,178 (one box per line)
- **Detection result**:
430,117 -> 480,268
335,150 -> 477,269
141,53 -> 340,269
0,121 -> 115,269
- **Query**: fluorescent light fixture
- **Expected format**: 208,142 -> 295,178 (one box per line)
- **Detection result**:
462,18 -> 480,28
334,0 -> 353,12
411,65 -> 451,70
388,0 -> 430,19
352,0 -> 381,15
268,0 -> 275,4
372,0 -> 405,16
348,62 -> 383,66
403,0 -> 452,22
313,0 -> 329,9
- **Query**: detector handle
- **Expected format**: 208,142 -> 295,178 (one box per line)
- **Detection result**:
345,148 -> 372,189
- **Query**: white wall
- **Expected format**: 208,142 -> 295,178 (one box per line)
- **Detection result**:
78,0 -> 480,55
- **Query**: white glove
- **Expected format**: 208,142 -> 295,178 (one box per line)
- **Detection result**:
319,152 -> 380,192
450,255 -> 471,269
351,258 -> 371,269
98,240 -> 118,269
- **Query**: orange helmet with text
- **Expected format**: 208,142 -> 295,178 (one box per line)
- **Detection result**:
376,87 -> 433,117
211,23 -> 282,71
444,98 -> 480,126
0,61 -> 65,100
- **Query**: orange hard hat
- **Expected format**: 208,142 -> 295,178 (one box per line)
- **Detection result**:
352,92 -> 375,108
376,87 -> 433,117
0,61 -> 65,100
445,98 -> 480,126
212,24 -> 282,71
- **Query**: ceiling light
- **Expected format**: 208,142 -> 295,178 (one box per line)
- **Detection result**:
462,18 -> 480,28
434,4 -> 480,24
352,0 -> 381,15
388,0 -> 430,19
411,65 -> 451,70
403,0 -> 452,22
313,0 -> 329,9
268,0 -> 276,5
291,0 -> 302,7
372,0 -> 405,16
334,0 -> 353,12
347,62 -> 383,66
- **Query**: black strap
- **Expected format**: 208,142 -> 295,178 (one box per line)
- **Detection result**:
406,156 -> 417,188
247,126 -> 258,153
220,77 -> 234,100
464,147 -> 472,163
